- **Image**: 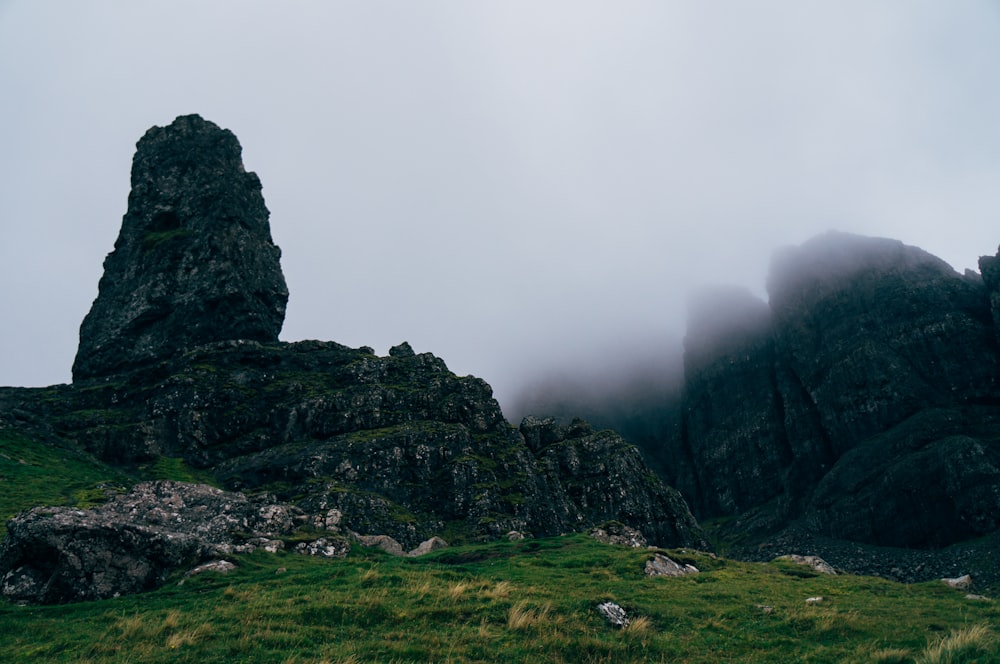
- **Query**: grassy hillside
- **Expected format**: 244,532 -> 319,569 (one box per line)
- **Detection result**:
1,533 -> 996,663
0,431 -> 131,538
1,431 -> 997,662
0,430 -> 216,539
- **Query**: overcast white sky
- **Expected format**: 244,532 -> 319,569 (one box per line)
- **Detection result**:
2,2 -> 999,413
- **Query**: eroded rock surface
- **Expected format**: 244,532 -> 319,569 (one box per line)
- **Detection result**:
73,114 -> 288,381
0,481 -> 309,604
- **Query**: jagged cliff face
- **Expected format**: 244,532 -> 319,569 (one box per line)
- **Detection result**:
1,115 -> 705,604
6,338 -> 704,552
73,115 -> 288,381
667,232 -> 1000,548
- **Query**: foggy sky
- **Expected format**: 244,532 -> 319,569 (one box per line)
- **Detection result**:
2,2 -> 999,415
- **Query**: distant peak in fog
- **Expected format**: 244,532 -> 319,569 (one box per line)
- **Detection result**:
683,285 -> 770,372
767,231 -> 960,307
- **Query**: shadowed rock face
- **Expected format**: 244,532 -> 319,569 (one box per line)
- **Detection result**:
0,116 -> 708,604
663,232 -> 1000,548
72,114 -> 288,381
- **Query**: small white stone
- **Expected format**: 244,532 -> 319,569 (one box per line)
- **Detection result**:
942,574 -> 972,590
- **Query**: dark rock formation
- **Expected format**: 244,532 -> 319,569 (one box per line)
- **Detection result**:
2,336 -> 707,602
0,481 -> 310,604
0,115 -> 707,603
3,338 -> 706,553
73,114 -> 288,381
663,232 -> 1000,549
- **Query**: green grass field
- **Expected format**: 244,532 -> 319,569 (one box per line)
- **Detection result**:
1,534 -> 996,663
1,432 -> 998,662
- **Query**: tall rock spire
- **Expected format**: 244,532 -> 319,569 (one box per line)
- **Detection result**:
73,115 -> 288,381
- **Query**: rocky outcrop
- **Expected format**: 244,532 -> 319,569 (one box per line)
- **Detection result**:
26,336 -> 707,550
0,115 -> 708,603
644,553 -> 699,577
662,232 -> 1000,549
4,324 -> 707,603
73,114 -> 288,381
0,481 -> 312,604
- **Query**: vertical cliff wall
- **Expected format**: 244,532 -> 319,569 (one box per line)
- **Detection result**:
665,232 -> 1000,547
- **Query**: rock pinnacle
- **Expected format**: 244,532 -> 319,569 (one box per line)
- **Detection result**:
72,114 -> 288,381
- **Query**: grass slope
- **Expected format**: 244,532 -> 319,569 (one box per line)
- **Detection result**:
1,534 -> 996,663
1,432 -> 997,662
0,431 -> 218,539
0,431 -> 131,538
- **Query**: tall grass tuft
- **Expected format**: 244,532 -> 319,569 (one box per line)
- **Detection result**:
916,623 -> 997,664
507,601 -> 552,630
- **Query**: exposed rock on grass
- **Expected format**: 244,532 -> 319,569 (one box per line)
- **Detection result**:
644,553 -> 699,577
596,601 -> 630,628
0,480 -> 307,603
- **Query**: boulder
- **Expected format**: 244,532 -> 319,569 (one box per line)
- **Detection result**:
644,553 -> 698,577
409,536 -> 448,556
354,534 -> 406,556
183,560 -> 237,581
0,481 -> 306,604
942,574 -> 973,590
596,601 -> 630,628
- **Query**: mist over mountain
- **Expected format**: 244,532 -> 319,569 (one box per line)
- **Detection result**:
519,231 -> 1000,560
3,3 -> 1000,417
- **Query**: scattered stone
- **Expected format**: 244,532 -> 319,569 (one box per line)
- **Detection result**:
645,553 -> 699,577
294,537 -> 350,559
805,596 -> 824,604
275,567 -> 287,575
597,601 -> 630,628
354,534 -> 406,556
408,536 -> 448,557
942,574 -> 973,590
352,533 -> 448,557
965,594 -> 991,601
774,554 -> 837,575
756,604 -> 775,614
182,560 -> 236,582
507,531 -> 526,541
590,522 -> 648,548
